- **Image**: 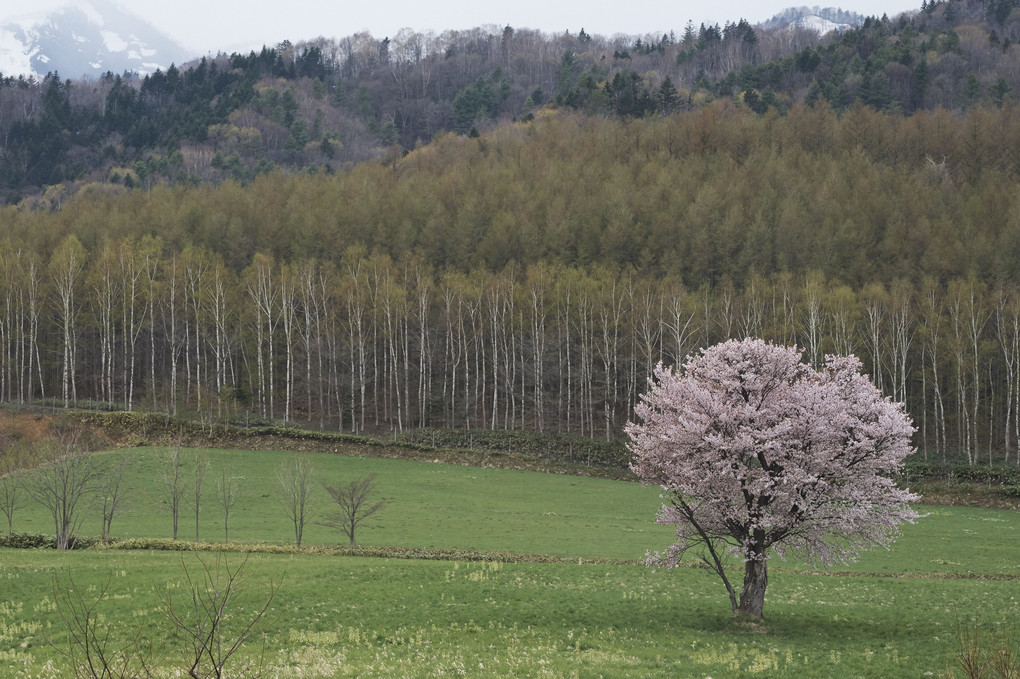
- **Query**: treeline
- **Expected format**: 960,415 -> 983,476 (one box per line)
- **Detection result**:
0,236 -> 1016,467
9,0 -> 1020,203
1,101 -> 1020,463
5,107 -> 1020,285
704,0 -> 1020,116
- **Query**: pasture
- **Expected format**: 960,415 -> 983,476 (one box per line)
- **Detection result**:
0,446 -> 1018,677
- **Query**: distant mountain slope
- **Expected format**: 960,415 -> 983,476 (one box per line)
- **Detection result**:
4,0 -> 1020,205
0,0 -> 190,78
759,6 -> 870,32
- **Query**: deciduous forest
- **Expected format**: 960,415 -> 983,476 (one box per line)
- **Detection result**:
3,0 -> 1020,465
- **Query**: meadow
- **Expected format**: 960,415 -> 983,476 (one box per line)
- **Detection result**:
1,446 -> 1018,677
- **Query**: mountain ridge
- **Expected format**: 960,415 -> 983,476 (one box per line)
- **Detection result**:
5,0 -> 1017,205
0,0 -> 191,79
0,3 -> 882,80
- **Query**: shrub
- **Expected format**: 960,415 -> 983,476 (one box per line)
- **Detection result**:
943,621 -> 1019,678
0,531 -> 55,549
0,531 -> 100,549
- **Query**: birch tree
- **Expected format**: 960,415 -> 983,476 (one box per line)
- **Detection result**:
244,254 -> 278,419
49,235 -> 86,408
996,285 -> 1020,464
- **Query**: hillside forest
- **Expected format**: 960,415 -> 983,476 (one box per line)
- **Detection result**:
1,103 -> 1020,466
4,0 -> 1020,204
2,0 -> 1020,465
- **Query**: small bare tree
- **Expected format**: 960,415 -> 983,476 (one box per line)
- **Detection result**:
215,465 -> 240,544
161,554 -> 280,679
29,430 -> 97,550
0,467 -> 22,535
97,455 -> 130,543
188,453 -> 209,542
161,441 -> 187,540
318,475 -> 384,547
276,455 -> 314,547
0,439 -> 34,534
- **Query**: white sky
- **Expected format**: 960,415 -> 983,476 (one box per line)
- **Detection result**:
10,0 -> 922,57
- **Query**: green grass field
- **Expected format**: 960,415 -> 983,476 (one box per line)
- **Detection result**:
1,446 -> 1018,678
11,447 -> 678,558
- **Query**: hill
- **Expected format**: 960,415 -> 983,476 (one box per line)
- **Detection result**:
6,0 -> 1020,204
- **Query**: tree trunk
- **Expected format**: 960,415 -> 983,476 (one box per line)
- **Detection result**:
737,558 -> 767,619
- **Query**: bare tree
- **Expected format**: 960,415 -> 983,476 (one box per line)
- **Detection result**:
215,465 -> 240,544
188,453 -> 209,542
0,467 -> 23,534
161,554 -> 280,679
161,442 -> 187,540
97,455 -> 130,543
318,475 -> 384,547
0,438 -> 33,533
28,431 -> 97,550
276,455 -> 314,548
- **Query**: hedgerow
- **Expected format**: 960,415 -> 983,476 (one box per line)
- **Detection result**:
902,462 -> 1020,488
0,531 -> 100,549
88,537 -> 637,564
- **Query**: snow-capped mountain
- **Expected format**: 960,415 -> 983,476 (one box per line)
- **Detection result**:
0,0 -> 190,79
759,6 -> 869,34
793,14 -> 856,33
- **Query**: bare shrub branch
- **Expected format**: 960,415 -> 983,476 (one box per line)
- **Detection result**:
52,570 -> 154,678
160,553 -> 280,679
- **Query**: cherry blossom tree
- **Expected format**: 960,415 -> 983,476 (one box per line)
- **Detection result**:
627,338 -> 919,619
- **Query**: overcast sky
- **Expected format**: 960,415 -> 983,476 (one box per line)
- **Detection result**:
18,0 -> 922,56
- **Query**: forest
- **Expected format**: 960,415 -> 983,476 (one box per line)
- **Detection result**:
4,0 -> 1020,203
2,0 -> 1020,464
1,102 -> 1020,465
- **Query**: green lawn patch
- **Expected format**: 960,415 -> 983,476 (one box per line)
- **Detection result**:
10,447 -> 676,559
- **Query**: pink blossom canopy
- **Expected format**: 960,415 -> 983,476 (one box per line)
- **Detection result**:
627,338 -> 919,569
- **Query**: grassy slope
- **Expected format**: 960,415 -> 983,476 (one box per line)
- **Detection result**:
13,447 -> 674,559
2,446 -> 1019,677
